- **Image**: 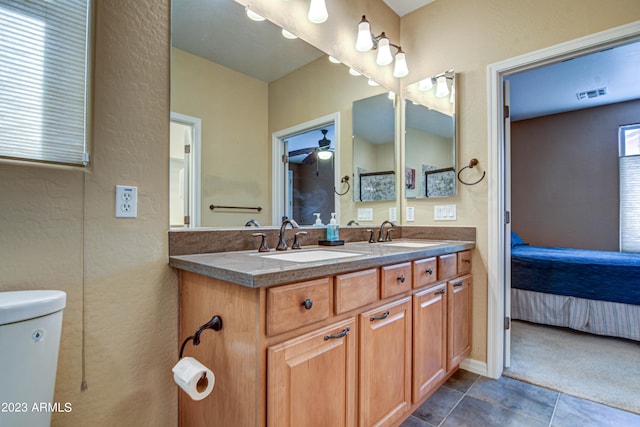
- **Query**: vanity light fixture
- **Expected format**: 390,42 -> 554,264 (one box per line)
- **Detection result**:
418,77 -> 434,91
245,7 -> 265,21
308,0 -> 328,23
355,15 -> 409,78
435,76 -> 450,98
328,56 -> 341,64
349,68 -> 362,76
281,28 -> 297,39
367,78 -> 379,87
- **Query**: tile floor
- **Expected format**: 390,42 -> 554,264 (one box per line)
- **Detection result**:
400,370 -> 640,427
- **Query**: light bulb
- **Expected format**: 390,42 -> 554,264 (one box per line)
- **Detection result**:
281,28 -> 297,39
355,16 -> 373,52
435,76 -> 449,97
450,84 -> 455,103
328,56 -> 340,64
317,150 -> 332,160
418,78 -> 433,91
367,78 -> 379,86
376,35 -> 393,66
349,68 -> 361,76
393,50 -> 409,78
308,0 -> 328,24
388,91 -> 395,100
245,7 -> 265,22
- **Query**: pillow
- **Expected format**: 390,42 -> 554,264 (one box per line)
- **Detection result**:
511,231 -> 526,247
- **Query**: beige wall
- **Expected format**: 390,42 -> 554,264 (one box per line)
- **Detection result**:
402,0 -> 640,363
1,1 -> 639,426
171,48 -> 270,227
0,1 -> 176,426
511,99 -> 640,251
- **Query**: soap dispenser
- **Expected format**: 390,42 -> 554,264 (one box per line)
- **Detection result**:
313,213 -> 324,227
327,213 -> 339,241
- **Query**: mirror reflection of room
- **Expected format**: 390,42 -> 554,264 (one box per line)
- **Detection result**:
352,92 -> 397,202
404,70 -> 457,199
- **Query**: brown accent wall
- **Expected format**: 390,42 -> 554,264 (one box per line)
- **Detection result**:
511,99 -> 640,250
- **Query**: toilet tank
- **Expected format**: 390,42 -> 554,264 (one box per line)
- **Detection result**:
0,290 -> 67,427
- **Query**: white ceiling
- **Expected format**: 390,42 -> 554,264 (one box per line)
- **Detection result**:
383,0 -> 435,16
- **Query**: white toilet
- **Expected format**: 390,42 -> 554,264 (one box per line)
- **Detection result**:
0,290 -> 67,427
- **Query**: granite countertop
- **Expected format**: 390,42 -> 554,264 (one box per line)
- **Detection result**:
169,239 -> 475,288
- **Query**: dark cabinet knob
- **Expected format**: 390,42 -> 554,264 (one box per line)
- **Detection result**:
397,275 -> 406,283
426,268 -> 433,275
301,299 -> 313,310
463,258 -> 471,264
434,289 -> 446,295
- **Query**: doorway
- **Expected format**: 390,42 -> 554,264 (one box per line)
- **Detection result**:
487,21 -> 640,379
169,112 -> 201,228
272,113 -> 340,226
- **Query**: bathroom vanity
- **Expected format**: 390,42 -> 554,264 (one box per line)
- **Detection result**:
170,235 -> 474,427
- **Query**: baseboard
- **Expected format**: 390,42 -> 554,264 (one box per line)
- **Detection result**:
460,357 -> 488,377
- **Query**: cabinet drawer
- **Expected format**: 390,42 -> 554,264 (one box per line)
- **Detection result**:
266,278 -> 331,336
457,250 -> 472,275
335,268 -> 379,314
413,257 -> 438,289
380,262 -> 412,299
437,253 -> 457,281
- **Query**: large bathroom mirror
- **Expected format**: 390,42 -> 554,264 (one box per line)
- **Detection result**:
403,70 -> 457,199
353,92 -> 397,202
170,0 -> 397,228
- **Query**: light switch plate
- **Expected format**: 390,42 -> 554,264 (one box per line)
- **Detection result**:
406,207 -> 415,222
357,208 -> 373,221
389,207 -> 397,222
435,204 -> 456,221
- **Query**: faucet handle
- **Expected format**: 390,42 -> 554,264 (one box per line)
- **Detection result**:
386,228 -> 395,241
252,233 -> 269,252
292,231 -> 308,250
366,229 -> 376,243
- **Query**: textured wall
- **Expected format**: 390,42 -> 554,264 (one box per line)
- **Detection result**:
0,1 -> 176,426
401,0 -> 640,363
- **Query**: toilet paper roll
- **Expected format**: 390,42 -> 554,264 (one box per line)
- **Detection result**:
172,356 -> 215,401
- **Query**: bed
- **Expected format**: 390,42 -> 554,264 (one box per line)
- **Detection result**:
510,232 -> 640,341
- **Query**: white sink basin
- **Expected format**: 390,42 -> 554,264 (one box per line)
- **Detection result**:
383,242 -> 441,248
260,250 -> 361,263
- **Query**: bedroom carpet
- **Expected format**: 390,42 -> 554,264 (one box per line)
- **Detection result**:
504,320 -> 640,415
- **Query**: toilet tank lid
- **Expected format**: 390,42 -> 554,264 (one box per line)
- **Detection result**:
0,290 -> 67,326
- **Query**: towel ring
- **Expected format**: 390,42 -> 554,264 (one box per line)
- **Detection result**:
457,158 -> 486,186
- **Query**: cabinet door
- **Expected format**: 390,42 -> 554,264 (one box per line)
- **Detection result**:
267,318 -> 356,427
413,283 -> 447,403
359,297 -> 412,427
447,274 -> 472,372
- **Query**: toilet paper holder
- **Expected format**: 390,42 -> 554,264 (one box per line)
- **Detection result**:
179,315 -> 223,359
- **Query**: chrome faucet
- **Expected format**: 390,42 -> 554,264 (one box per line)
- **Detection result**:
377,220 -> 395,242
277,219 -> 299,251
347,220 -> 360,226
245,219 -> 261,227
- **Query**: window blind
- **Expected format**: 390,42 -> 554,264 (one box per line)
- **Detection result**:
0,0 -> 89,166
620,155 -> 640,252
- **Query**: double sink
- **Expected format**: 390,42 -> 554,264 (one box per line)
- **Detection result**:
257,241 -> 442,263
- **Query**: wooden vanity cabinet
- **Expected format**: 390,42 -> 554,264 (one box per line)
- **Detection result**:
412,282 -> 447,403
447,274 -> 472,371
267,318 -> 357,427
358,297 -> 412,427
177,249 -> 473,427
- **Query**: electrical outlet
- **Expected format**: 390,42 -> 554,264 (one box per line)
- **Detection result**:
115,185 -> 137,218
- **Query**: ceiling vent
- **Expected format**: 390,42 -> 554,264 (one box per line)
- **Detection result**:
576,87 -> 607,100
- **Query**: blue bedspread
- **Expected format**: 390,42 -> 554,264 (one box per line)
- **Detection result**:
511,245 -> 640,305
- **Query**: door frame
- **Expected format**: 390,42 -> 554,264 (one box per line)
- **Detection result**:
170,112 -> 202,228
486,20 -> 640,379
271,112 -> 341,226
